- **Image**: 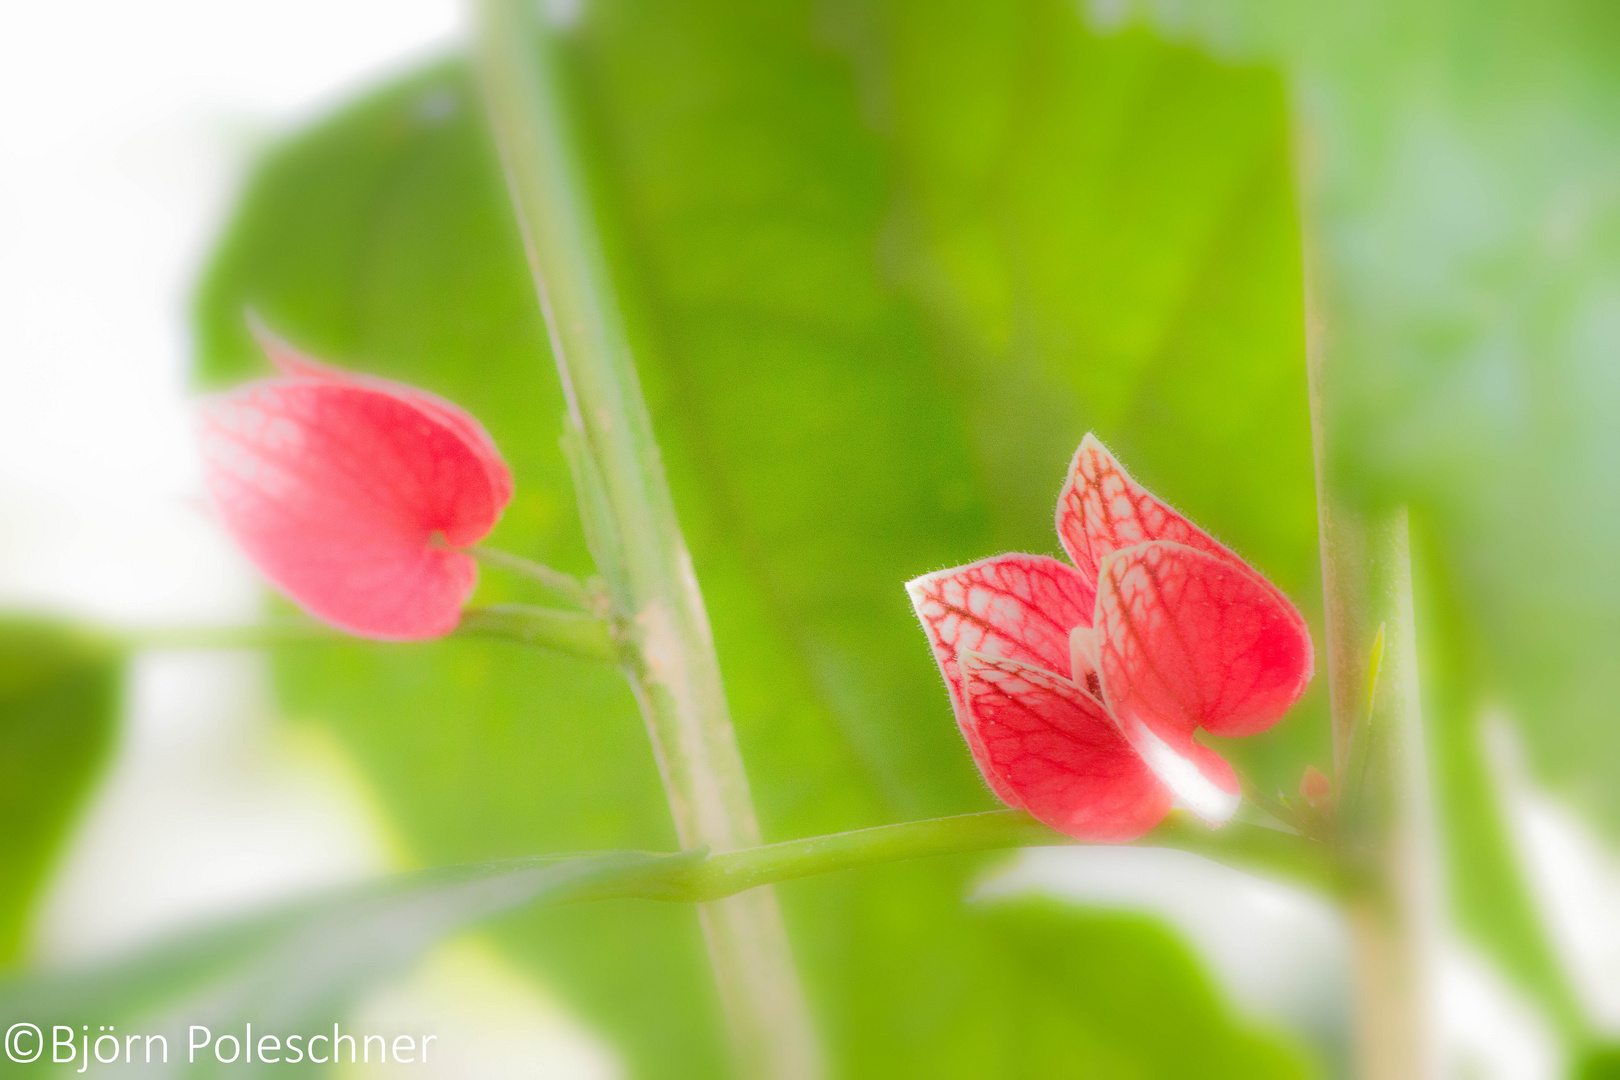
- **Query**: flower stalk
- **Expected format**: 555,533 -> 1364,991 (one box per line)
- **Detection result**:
468,3 -> 821,1076
572,809 -> 1340,905
466,544 -> 597,610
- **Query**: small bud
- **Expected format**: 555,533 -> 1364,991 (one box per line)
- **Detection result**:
1299,765 -> 1332,808
199,318 -> 512,640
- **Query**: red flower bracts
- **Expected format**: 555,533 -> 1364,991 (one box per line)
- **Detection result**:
198,321 -> 513,640
907,436 -> 1313,841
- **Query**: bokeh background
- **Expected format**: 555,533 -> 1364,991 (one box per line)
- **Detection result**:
3,0 -> 1620,1076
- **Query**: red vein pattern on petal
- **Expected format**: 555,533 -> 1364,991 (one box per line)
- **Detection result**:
1096,540 -> 1313,743
199,379 -> 504,640
1056,434 -> 1233,583
248,318 -> 515,508
906,554 -> 1097,807
960,653 -> 1171,841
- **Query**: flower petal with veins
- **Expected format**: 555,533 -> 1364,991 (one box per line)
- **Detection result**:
1056,433 -> 1233,582
1094,540 -> 1312,822
199,377 -> 508,640
248,314 -> 514,507
906,554 -> 1096,805
960,652 -> 1170,841
908,435 -> 1313,836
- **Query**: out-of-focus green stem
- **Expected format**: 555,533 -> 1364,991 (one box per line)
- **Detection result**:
108,606 -> 618,663
467,545 -> 597,609
453,604 -> 617,660
468,4 -> 821,1077
643,810 -> 1342,903
559,810 -> 1339,905
1305,237 -> 1440,1079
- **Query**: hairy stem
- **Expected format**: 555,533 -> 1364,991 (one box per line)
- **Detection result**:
1305,238 -> 1440,1079
468,4 -> 820,1076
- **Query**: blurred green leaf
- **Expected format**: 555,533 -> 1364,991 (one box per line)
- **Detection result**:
1575,1045 -> 1620,1080
0,850 -> 689,1077
193,1 -> 1326,1075
982,898 -> 1312,1078
0,619 -> 120,965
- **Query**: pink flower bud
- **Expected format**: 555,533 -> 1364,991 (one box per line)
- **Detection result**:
198,322 -> 513,640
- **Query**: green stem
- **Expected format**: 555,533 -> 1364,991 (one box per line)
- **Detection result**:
1304,233 -> 1440,1078
550,809 -> 1339,905
468,6 -> 820,1077
467,545 -> 597,609
106,606 -> 617,664
682,810 -> 1338,902
454,604 -> 617,661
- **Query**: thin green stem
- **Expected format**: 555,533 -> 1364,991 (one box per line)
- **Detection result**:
469,5 -> 820,1076
685,810 -> 1340,902
102,606 -> 617,664
555,809 -> 1341,905
454,604 -> 618,661
466,544 -> 597,609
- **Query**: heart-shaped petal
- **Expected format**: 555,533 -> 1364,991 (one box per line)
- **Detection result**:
1097,540 -> 1312,738
1094,540 -> 1311,820
960,652 -> 1170,841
